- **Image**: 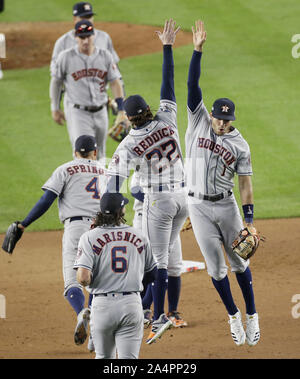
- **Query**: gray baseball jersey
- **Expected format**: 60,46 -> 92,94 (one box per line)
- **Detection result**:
41,157 -> 108,296
108,98 -> 188,271
52,46 -> 120,107
185,100 -> 252,195
74,225 -> 157,294
50,29 -> 120,76
185,99 -> 251,280
108,99 -> 185,189
42,158 -> 108,222
130,171 -> 183,276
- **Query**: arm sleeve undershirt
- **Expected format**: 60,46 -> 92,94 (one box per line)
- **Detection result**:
187,50 -> 203,112
21,190 -> 58,227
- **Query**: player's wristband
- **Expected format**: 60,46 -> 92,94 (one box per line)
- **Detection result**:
115,97 -> 124,111
242,204 -> 254,224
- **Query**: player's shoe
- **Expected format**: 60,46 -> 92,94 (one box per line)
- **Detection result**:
245,313 -> 260,346
146,313 -> 173,345
87,335 -> 95,352
143,309 -> 153,328
228,310 -> 246,346
74,308 -> 90,345
167,311 -> 188,328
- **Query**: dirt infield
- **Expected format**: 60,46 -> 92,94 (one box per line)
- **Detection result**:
0,21 -> 192,70
0,218 -> 300,359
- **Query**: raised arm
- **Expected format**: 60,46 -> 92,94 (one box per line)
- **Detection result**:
187,20 -> 207,112
156,19 -> 180,102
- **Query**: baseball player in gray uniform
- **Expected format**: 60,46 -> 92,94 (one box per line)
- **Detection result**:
50,2 -> 123,130
50,2 -> 120,76
14,135 -> 108,346
74,192 -> 157,359
106,19 -> 188,345
50,19 -> 126,162
130,172 -> 187,328
185,20 -> 260,346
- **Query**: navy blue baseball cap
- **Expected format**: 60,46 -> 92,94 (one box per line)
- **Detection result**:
73,2 -> 95,17
75,135 -> 97,153
211,98 -> 236,121
124,95 -> 149,117
75,20 -> 94,37
100,193 -> 129,214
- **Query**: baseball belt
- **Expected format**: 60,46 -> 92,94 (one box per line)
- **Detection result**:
94,292 -> 137,297
74,104 -> 105,113
146,182 -> 185,193
188,190 -> 232,202
64,216 -> 92,223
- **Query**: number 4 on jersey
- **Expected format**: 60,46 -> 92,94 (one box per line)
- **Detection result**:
85,176 -> 100,199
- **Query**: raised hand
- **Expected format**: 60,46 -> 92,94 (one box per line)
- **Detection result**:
156,18 -> 180,45
192,20 -> 207,52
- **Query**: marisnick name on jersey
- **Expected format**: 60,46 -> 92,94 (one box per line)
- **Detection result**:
197,137 -> 236,166
92,230 -> 145,256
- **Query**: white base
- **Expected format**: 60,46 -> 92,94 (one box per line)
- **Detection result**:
181,260 -> 205,273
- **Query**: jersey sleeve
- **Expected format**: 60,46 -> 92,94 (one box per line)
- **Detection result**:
74,232 -> 95,271
105,50 -> 120,82
106,34 -> 120,64
236,142 -> 253,176
107,143 -> 136,179
42,165 -> 67,196
51,50 -> 67,80
50,35 -> 65,76
155,99 -> 177,127
73,232 -> 94,271
187,99 -> 211,133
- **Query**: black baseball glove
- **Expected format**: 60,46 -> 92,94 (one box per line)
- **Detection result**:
2,221 -> 24,254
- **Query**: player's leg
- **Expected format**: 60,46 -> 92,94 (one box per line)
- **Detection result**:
64,102 -> 95,154
167,235 -> 187,327
62,222 -> 86,314
115,294 -> 144,359
131,199 -> 153,325
217,198 -> 255,311
188,202 -> 239,315
219,198 -> 260,345
94,108 -> 108,163
142,193 -> 173,320
189,202 -> 246,345
142,193 -> 173,344
90,296 -> 117,359
63,219 -> 92,344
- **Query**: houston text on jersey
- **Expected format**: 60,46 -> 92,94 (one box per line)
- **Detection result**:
72,68 -> 108,81
197,137 -> 236,165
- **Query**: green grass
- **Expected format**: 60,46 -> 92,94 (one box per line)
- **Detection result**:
0,0 -> 299,232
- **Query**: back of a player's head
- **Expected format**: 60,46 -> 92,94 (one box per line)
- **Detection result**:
94,193 -> 128,227
75,135 -> 97,157
100,193 -> 129,215
124,95 -> 149,117
124,95 -> 153,128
